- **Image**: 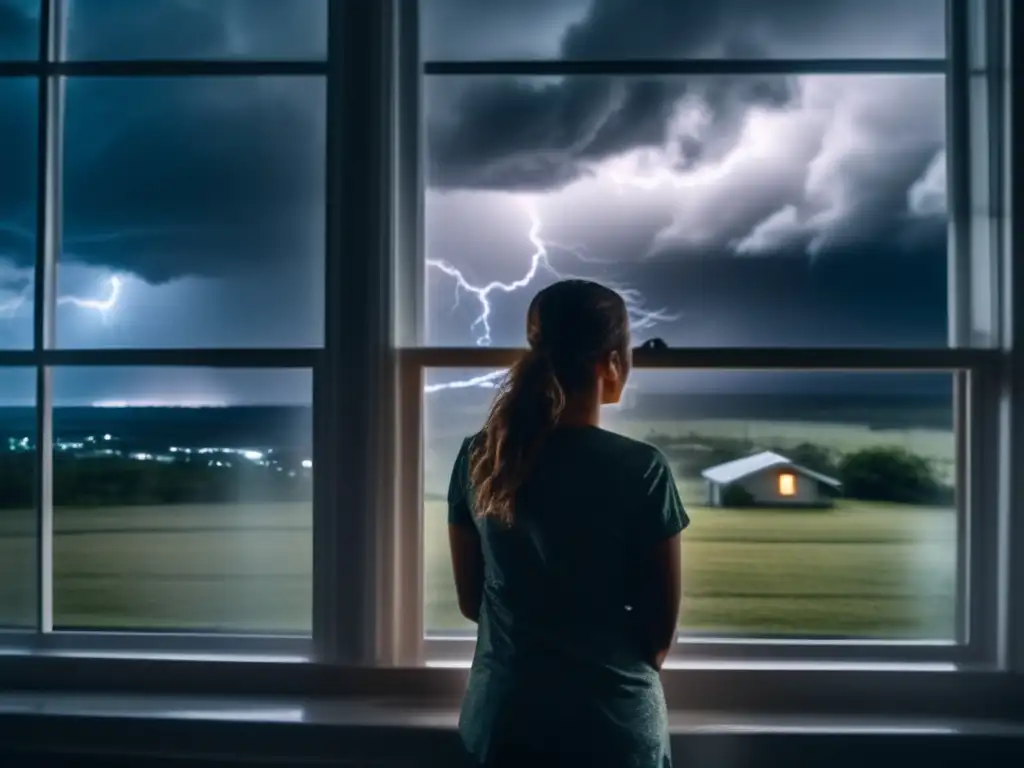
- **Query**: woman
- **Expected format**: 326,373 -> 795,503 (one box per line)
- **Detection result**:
447,279 -> 687,767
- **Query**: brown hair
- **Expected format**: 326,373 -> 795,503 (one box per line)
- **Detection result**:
469,279 -> 630,524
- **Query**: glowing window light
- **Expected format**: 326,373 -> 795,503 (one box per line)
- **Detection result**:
778,473 -> 797,497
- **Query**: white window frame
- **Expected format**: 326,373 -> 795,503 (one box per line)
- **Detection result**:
390,0 -> 1020,673
0,0 -> 1020,710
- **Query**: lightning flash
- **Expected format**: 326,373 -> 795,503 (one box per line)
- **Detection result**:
425,200 -> 677,393
0,275 -> 123,320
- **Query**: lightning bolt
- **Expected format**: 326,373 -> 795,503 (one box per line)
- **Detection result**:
423,369 -> 506,394
426,204 -> 551,348
425,199 -> 678,394
57,275 -> 122,314
0,275 -> 123,320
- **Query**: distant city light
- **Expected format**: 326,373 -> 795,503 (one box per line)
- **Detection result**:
3,428 -> 312,486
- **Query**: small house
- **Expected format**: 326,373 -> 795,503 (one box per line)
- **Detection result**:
701,451 -> 841,508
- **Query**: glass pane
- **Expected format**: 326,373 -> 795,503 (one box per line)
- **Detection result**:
0,0 -> 38,60
60,77 -> 325,349
53,368 -> 312,633
422,0 -> 945,61
424,368 -> 958,640
424,75 -> 948,348
0,78 -> 36,350
65,0 -> 327,61
0,367 -> 36,629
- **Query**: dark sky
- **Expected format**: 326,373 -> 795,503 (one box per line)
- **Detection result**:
0,1 -> 950,405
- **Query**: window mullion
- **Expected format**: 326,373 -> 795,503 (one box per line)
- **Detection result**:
378,0 -> 426,667
32,0 -> 63,636
315,0 -> 396,665
954,0 -> 1013,670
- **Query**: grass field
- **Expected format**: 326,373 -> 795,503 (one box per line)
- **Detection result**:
425,496 -> 957,639
0,503 -> 312,632
0,496 -> 955,639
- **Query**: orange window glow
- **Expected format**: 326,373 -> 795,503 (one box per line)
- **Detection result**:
778,473 -> 797,497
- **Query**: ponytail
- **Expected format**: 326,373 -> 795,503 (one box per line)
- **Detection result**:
469,349 -> 565,524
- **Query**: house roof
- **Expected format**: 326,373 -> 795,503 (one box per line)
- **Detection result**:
701,450 -> 841,488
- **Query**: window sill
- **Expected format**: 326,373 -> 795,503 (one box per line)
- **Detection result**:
0,690 -> 1019,733
428,659 -> 962,672
0,651 -> 1019,720
0,692 -> 1022,767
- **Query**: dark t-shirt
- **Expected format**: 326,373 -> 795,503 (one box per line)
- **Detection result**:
448,426 -> 688,767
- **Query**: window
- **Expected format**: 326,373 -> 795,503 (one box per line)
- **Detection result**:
0,0 -> 1018,706
0,0 -> 38,61
52,368 -> 312,633
0,0 -> 326,654
424,369 -> 959,640
406,0 -> 1007,669
0,78 -> 36,350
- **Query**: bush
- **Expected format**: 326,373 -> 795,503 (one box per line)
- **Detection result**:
838,446 -> 944,505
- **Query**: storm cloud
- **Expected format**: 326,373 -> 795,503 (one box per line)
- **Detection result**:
426,0 -> 943,192
0,3 -> 326,287
427,74 -> 796,192
423,0 -> 944,61
64,0 -> 326,60
61,77 -> 325,284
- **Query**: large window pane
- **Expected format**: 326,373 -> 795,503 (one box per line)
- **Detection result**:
424,368 -> 958,640
60,77 -> 325,349
0,368 -> 35,629
53,368 -> 312,633
422,1 -> 945,61
425,74 -> 948,348
65,0 -> 327,61
0,78 -> 36,350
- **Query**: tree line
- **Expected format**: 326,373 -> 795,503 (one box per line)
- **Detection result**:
0,454 -> 311,509
648,435 -> 954,506
0,436 -> 953,510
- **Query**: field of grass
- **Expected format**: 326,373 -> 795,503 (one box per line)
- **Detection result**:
0,496 -> 954,638
0,503 -> 312,632
425,496 -> 957,639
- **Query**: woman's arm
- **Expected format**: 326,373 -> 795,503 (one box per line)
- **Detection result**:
647,532 -> 682,669
449,523 -> 485,623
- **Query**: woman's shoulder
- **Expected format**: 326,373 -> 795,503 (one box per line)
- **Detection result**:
458,432 -> 485,456
573,427 -> 669,472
